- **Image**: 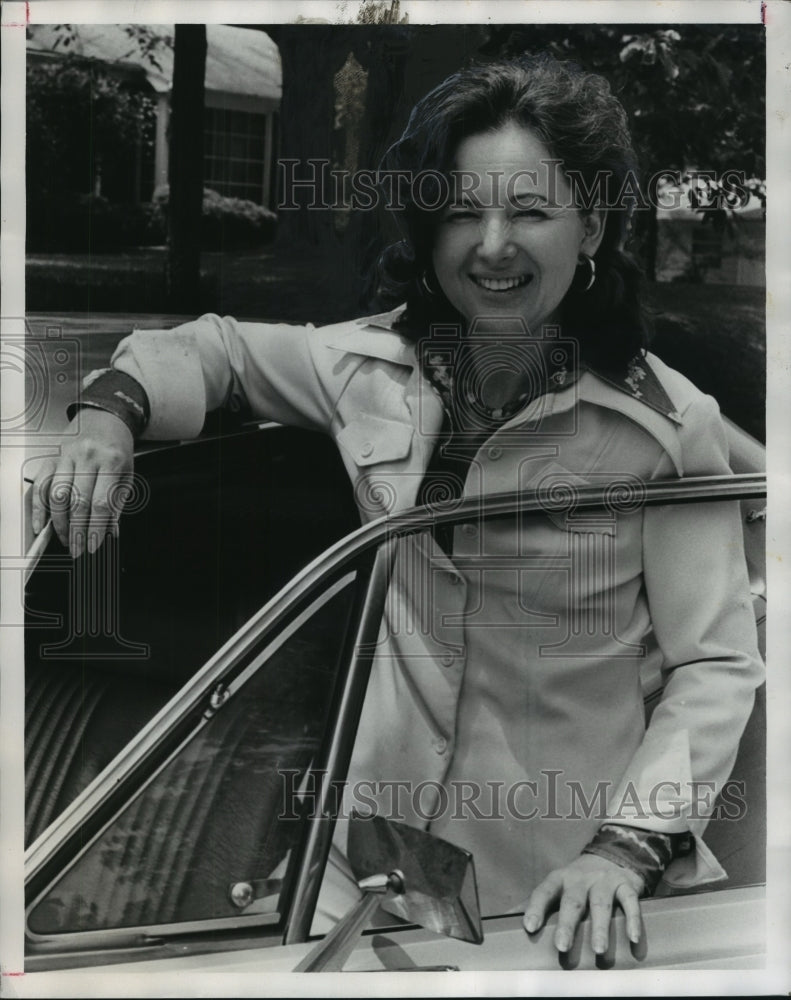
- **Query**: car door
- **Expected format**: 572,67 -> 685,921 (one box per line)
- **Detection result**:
24,470 -> 766,972
25,539 -> 392,968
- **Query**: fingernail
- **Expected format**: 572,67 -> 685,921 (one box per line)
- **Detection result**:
556,932 -> 569,952
525,915 -> 538,933
32,516 -> 40,534
629,927 -> 641,944
593,936 -> 605,954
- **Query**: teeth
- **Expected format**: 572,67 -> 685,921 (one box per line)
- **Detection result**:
472,274 -> 531,291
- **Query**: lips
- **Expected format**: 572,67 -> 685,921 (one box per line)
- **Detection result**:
470,273 -> 532,292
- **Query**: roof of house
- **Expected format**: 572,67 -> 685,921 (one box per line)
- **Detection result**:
27,24 -> 281,102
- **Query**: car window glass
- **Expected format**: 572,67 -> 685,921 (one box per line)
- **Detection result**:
326,493 -> 765,922
27,574 -> 358,938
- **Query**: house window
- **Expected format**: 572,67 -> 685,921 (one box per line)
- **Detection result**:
204,107 -> 268,204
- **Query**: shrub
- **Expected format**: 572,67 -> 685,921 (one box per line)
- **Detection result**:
152,185 -> 278,249
27,193 -> 165,252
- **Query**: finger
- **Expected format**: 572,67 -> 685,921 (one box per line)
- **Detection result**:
87,469 -> 125,553
68,468 -> 97,560
31,460 -> 56,535
554,886 -> 587,953
588,883 -> 615,955
48,459 -> 77,551
615,881 -> 643,944
523,871 -> 563,934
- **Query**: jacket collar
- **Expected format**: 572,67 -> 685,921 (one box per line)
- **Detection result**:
323,306 -> 414,367
588,357 -> 683,426
546,362 -> 685,475
324,308 -> 685,450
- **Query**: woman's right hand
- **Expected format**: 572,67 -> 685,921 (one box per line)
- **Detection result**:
31,408 -> 135,558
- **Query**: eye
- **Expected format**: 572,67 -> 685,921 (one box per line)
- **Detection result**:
514,207 -> 548,220
444,206 -> 479,222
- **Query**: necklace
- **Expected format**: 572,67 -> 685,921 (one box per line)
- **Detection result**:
422,350 -> 573,427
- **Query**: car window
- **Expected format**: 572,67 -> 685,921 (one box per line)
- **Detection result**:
27,572 -> 359,942
24,425 -> 359,844
317,490 -> 766,923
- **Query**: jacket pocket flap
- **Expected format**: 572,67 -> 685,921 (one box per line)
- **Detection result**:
526,462 -> 615,532
336,415 -> 414,467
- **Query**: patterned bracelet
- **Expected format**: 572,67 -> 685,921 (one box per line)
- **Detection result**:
67,368 -> 150,438
582,823 -> 694,896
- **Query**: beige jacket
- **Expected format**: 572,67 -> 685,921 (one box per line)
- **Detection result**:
112,307 -> 764,915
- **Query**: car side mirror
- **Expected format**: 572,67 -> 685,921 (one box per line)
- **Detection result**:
294,811 -> 483,972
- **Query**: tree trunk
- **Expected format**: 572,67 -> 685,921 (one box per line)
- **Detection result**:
271,26 -> 350,250
167,25 -> 207,311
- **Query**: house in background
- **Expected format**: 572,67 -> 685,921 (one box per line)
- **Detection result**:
654,188 -> 765,287
27,24 -> 282,208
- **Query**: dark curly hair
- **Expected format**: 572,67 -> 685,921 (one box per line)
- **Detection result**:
376,54 -> 648,374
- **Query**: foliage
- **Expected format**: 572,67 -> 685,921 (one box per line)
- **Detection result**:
480,24 -> 765,180
27,193 -> 162,252
152,186 -> 278,249
26,59 -> 157,202
477,25 -> 765,276
42,23 -> 172,70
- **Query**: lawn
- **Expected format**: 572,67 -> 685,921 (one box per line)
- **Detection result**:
26,250 -> 766,442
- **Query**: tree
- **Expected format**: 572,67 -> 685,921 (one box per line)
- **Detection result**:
478,24 -> 766,278
166,25 -> 207,310
263,22 -> 763,310
262,22 -> 488,312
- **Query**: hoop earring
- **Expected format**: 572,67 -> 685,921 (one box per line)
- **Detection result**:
577,253 -> 596,292
420,271 -> 439,297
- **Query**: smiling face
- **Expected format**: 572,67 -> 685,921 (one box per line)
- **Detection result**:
431,121 -> 604,333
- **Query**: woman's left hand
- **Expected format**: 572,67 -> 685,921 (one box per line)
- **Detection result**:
523,854 -> 644,955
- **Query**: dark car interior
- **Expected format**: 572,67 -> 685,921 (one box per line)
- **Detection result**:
25,424 -> 360,844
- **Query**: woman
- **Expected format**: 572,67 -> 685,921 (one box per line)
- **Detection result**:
32,55 -> 763,957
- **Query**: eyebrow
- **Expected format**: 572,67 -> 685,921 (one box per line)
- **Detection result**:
448,191 -> 551,210
510,191 -> 550,207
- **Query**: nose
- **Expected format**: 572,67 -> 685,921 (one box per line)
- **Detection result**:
476,215 -> 517,263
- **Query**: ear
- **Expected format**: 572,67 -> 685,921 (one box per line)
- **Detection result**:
579,210 -> 605,256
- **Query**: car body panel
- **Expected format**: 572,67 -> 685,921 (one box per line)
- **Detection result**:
22,886 -> 765,974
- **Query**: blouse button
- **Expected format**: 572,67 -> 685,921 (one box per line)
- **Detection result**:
440,650 -> 455,667
433,736 -> 448,754
360,441 -> 374,458
488,445 -> 502,460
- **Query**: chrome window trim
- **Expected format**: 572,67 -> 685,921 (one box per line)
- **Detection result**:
284,541 -> 397,943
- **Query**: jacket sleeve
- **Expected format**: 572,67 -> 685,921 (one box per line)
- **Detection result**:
109,314 -> 338,440
605,392 -> 764,888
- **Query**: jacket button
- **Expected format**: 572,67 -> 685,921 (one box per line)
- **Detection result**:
360,441 -> 374,458
440,650 -> 455,667
488,445 -> 502,460
461,523 -> 478,538
433,736 -> 448,754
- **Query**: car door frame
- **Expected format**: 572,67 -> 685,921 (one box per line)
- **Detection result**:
24,472 -> 767,971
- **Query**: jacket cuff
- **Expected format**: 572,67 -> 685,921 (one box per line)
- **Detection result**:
67,368 -> 150,438
111,326 -> 207,440
582,823 -> 693,895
